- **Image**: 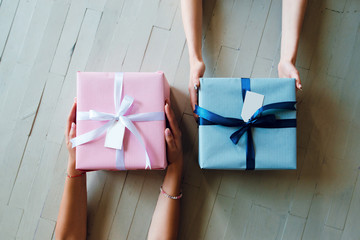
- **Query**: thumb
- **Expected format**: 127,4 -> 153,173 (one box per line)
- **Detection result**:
165,128 -> 176,151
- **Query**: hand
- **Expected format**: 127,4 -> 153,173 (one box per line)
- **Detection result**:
278,60 -> 302,90
65,98 -> 83,176
188,59 -> 205,119
164,100 -> 183,174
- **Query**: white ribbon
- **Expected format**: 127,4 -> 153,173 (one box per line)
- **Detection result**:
70,72 -> 164,170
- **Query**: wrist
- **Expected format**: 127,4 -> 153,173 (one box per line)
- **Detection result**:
67,159 -> 84,177
280,54 -> 296,65
163,164 -> 183,196
189,53 -> 203,65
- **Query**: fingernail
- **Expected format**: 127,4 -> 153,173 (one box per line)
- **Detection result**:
74,97 -> 77,103
165,128 -> 171,136
71,122 -> 75,128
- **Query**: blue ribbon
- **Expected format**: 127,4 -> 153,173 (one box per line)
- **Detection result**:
195,78 -> 296,170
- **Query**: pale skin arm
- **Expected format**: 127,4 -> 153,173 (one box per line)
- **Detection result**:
148,101 -> 183,240
181,0 -> 205,118
278,0 -> 308,90
55,99 -> 87,240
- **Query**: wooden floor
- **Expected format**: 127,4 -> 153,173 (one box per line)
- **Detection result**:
0,0 -> 360,239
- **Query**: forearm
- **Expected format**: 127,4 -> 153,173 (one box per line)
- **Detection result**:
280,0 -> 307,63
181,0 -> 203,63
148,165 -> 182,240
55,160 -> 87,240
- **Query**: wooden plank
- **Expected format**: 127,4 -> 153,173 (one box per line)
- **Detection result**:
7,0 -> 71,208
17,0 -> 54,65
9,73 -> 64,208
281,215 -> 306,240
41,141 -> 68,221
121,0 -> 160,72
34,218 -> 56,240
324,0 -> 347,12
0,205 -> 23,239
87,0 -> 107,11
304,9 -> 342,73
127,172 -> 164,240
223,197 -> 252,240
218,172 -> 239,199
87,172 -> 127,240
327,3 -> 360,78
50,0 -> 88,75
0,0 -> 69,203
213,46 -> 238,77
85,0 -> 126,71
102,0 -> 143,71
243,204 -> 287,240
204,195 -> 234,240
180,114 -> 202,188
0,0 -> 20,57
0,63 -> 31,173
232,0 -> 271,77
296,0 -> 324,69
338,26 -> 360,123
108,172 -> 145,240
178,183 -> 200,240
289,147 -> 320,218
251,56 -> 273,77
222,0 -> 252,49
319,158 -> 358,230
0,0 -> 37,83
158,7 -> 186,85
202,0 -> 235,76
302,193 -> 332,239
322,226 -> 343,240
140,26 -> 170,72
171,45 -> 190,121
186,171 -> 222,239
15,141 -> 61,239
46,8 -> 102,145
154,0 -> 178,30
257,0 -> 282,60
342,171 -> 360,240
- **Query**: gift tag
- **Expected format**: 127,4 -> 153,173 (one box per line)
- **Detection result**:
241,91 -> 264,122
104,120 -> 126,150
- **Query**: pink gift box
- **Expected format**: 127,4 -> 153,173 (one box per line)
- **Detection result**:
75,72 -> 170,170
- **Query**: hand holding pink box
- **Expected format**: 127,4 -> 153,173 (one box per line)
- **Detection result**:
71,72 -> 170,171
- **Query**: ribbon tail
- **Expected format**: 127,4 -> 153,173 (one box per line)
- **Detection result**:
120,116 -> 152,169
116,149 -> 126,170
246,129 -> 255,170
230,126 -> 248,144
70,120 -> 115,148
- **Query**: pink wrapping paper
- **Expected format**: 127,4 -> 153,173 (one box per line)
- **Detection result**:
75,72 -> 170,170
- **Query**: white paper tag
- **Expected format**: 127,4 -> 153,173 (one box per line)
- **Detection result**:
241,91 -> 264,122
104,120 -> 125,150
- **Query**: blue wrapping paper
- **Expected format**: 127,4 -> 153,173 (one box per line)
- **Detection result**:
197,78 -> 297,170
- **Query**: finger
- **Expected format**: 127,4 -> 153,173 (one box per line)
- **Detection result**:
193,76 -> 200,88
69,122 -> 76,139
294,73 -> 302,90
189,87 -> 198,112
165,103 -> 181,139
66,101 -> 77,135
165,128 -> 176,151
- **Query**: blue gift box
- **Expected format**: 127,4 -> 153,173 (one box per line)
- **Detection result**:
196,78 -> 297,170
